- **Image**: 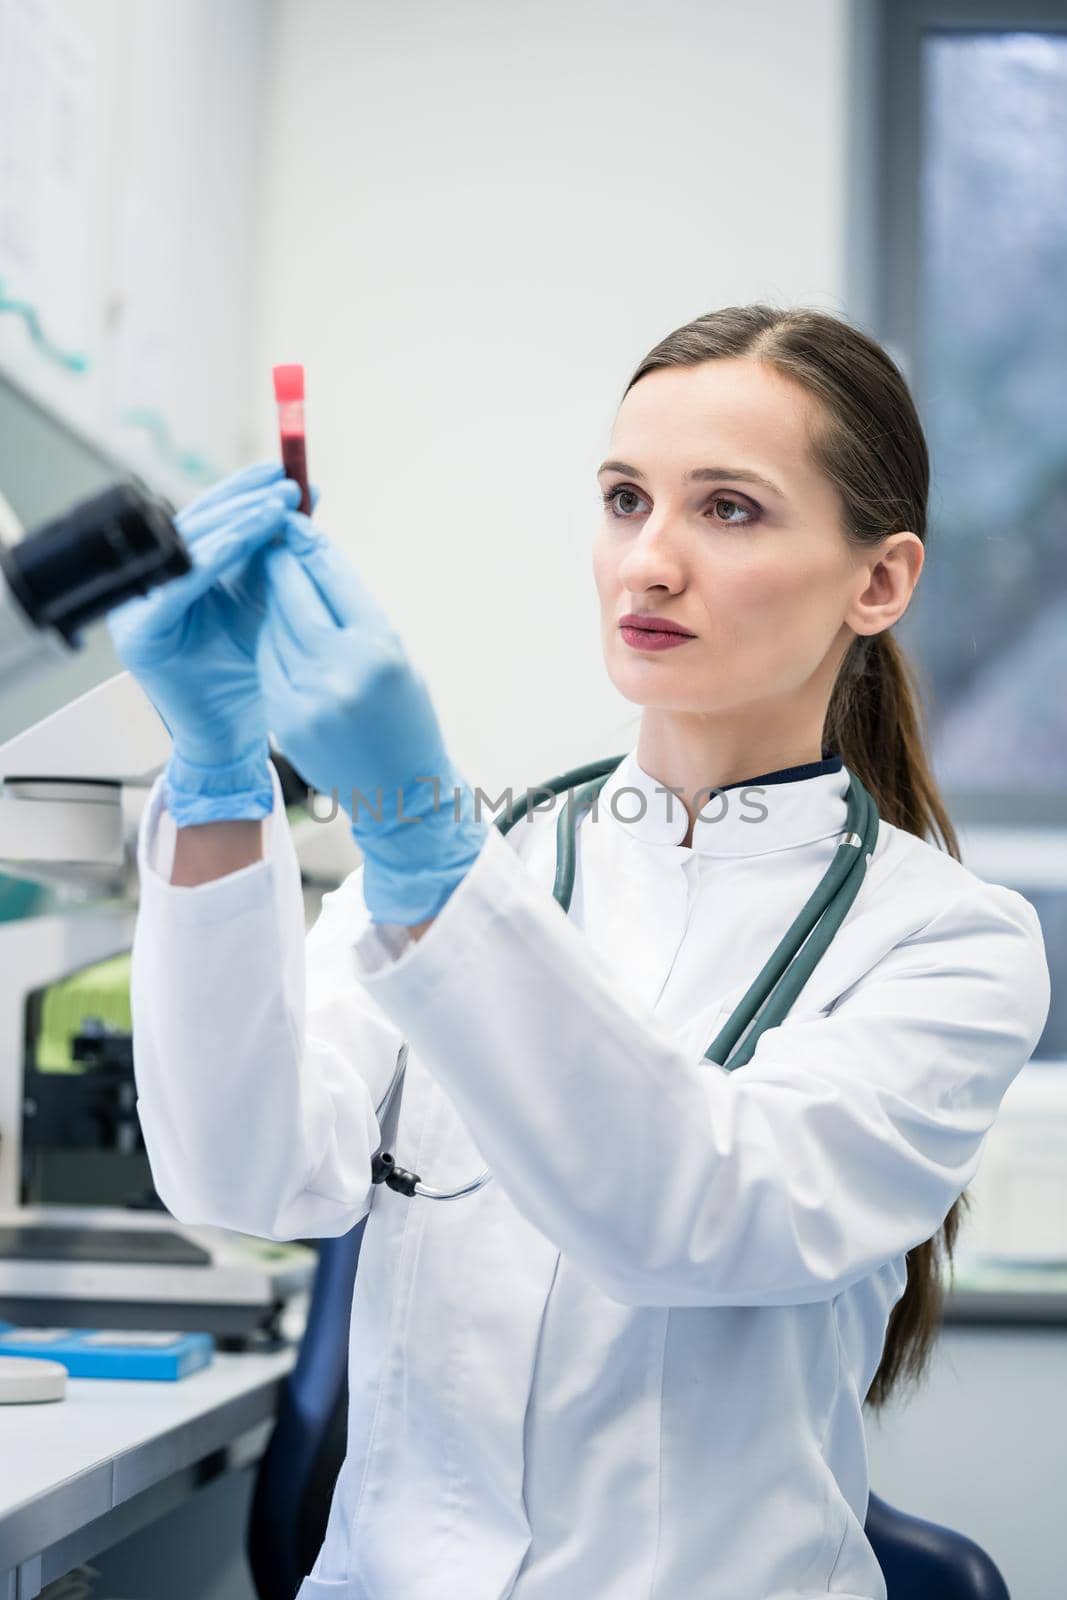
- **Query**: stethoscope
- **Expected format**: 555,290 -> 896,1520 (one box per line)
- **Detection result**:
369,754 -> 881,1201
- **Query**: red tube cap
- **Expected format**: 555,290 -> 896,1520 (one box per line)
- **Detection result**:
272,363 -> 305,404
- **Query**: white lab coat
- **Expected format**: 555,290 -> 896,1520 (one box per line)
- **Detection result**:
130,750 -> 1051,1600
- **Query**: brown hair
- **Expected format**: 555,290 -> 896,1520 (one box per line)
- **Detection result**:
622,303 -> 965,1412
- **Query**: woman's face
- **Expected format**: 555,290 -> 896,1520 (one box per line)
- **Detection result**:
592,358 -> 891,719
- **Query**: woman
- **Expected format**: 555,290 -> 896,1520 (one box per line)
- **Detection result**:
111,304 -> 1051,1600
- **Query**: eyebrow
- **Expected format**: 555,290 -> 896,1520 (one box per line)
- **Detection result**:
596,459 -> 786,499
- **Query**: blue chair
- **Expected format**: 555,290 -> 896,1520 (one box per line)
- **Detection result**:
247,1224 -> 1011,1600
247,1220 -> 368,1600
864,1490 -> 1011,1599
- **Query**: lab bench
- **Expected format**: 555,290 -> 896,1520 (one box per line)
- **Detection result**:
0,1342 -> 297,1600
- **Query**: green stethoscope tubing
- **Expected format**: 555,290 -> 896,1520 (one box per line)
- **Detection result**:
370,755 -> 880,1198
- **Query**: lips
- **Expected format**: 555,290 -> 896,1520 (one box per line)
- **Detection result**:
618,613 -> 696,637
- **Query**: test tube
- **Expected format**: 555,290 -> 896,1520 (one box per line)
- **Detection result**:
272,363 -> 311,513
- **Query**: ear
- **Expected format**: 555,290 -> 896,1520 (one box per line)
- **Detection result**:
846,531 -> 924,635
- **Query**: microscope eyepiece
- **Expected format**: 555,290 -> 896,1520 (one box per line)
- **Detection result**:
0,480 -> 190,644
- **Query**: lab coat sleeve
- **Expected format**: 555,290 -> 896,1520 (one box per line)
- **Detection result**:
350,822 -> 1051,1307
129,764 -> 404,1240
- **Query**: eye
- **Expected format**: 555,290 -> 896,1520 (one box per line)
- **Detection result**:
599,485 -> 759,529
601,486 -> 646,518
710,495 -> 758,528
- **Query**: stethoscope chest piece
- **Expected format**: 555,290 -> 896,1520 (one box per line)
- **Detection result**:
370,1040 -> 494,1201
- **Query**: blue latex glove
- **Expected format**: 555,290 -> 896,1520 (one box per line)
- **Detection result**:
107,461 -> 304,827
256,513 -> 489,925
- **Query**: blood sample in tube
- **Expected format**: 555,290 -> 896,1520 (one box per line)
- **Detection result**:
272,363 -> 311,513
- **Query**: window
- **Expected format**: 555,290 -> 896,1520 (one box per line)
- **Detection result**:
851,0 -> 1067,826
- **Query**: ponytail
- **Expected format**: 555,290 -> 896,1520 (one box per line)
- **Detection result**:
825,628 -> 965,1410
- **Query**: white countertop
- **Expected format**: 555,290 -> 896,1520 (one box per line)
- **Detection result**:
0,1343 -> 298,1576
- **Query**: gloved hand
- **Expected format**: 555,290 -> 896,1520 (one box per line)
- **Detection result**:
107,461 -> 305,827
255,513 -> 489,925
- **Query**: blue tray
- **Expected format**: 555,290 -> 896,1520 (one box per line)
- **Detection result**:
0,1321 -> 215,1380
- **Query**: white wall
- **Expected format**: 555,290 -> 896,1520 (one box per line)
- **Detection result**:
254,0 -> 851,798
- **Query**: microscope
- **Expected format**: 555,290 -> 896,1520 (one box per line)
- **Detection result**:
0,483 -> 316,1344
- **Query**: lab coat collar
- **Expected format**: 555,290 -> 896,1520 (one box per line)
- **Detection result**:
591,745 -> 850,857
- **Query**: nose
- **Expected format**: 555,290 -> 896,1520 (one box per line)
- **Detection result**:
615,509 -> 688,595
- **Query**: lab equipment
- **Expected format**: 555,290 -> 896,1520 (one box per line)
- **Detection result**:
369,753 -> 880,1199
0,1352 -> 66,1402
0,479 -> 189,696
257,534 -> 489,924
0,1200 -> 315,1341
272,364 -> 312,513
0,670 -> 171,893
0,672 -> 318,1338
106,461 -> 302,829
0,1321 -> 214,1381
